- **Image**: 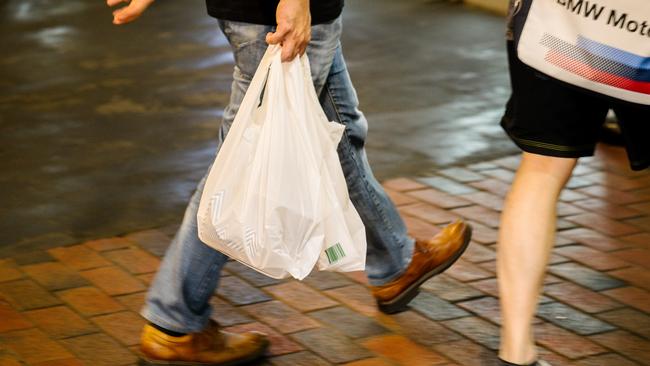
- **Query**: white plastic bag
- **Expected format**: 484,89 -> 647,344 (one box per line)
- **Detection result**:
197,45 -> 366,280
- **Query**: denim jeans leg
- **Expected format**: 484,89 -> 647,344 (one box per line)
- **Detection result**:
141,171 -> 229,333
319,45 -> 415,286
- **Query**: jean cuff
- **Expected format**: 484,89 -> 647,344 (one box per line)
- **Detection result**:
366,237 -> 415,286
141,305 -> 210,334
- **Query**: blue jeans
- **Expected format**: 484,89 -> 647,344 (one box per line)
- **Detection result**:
143,17 -> 414,333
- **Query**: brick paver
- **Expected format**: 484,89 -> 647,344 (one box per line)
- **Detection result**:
324,284 -> 379,317
83,237 -> 133,252
265,282 -> 337,312
103,247 -> 160,275
80,266 -> 146,296
421,274 -> 485,302
58,333 -> 137,366
22,262 -> 90,291
242,301 -> 320,334
225,322 -> 303,356
442,316 -> 500,350
270,350 -> 330,366
47,246 -> 111,271
0,280 -> 62,310
457,296 -> 503,325
292,328 -> 371,363
91,311 -> 146,346
0,329 -> 74,364
308,306 -> 387,339
209,296 -> 253,326
554,245 -> 631,271
543,281 -> 623,314
24,306 -> 97,339
362,334 -> 448,365
0,299 -> 33,332
534,323 -> 606,359
1,150 -> 649,365
432,339 -> 498,366
217,275 -> 272,306
0,259 -> 24,283
597,308 -> 650,339
602,286 -> 650,313
343,358 -> 394,366
56,287 -> 124,316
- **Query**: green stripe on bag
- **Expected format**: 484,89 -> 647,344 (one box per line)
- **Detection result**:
325,243 -> 346,264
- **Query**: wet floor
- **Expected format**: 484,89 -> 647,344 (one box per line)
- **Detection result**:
0,0 -> 515,255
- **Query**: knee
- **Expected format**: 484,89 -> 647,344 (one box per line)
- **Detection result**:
519,152 -> 577,184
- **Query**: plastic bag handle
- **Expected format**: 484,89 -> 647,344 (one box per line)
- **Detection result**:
299,53 -> 346,146
236,45 -> 282,119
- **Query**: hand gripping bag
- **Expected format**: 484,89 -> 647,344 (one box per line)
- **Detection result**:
197,45 -> 366,280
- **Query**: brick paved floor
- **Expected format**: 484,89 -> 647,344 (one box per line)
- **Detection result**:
1,145 -> 649,366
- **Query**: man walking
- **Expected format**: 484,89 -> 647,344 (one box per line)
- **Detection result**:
108,0 -> 472,365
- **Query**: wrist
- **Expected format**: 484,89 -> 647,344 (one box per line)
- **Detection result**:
280,0 -> 309,6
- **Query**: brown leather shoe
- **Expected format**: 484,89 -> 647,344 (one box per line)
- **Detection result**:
370,220 -> 472,314
139,320 -> 269,365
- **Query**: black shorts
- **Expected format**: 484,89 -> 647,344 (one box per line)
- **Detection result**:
501,42 -> 650,171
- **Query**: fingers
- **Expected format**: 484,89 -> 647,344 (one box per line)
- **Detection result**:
279,38 -> 309,62
113,6 -> 138,24
267,26 -> 310,61
282,33 -> 310,61
280,40 -> 298,62
112,0 -> 152,24
297,32 -> 309,56
106,0 -> 129,7
266,25 -> 290,45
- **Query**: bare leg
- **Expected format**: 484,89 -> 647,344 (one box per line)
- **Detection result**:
497,152 -> 577,364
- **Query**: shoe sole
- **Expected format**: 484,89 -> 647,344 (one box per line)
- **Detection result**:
137,339 -> 270,366
377,224 -> 473,314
